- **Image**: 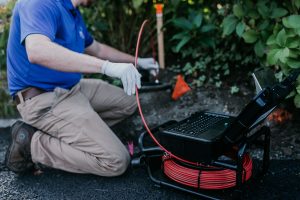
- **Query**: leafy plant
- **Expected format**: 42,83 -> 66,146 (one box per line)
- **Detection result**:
171,36 -> 259,88
170,9 -> 217,53
0,1 -> 14,70
0,0 -> 17,118
222,0 -> 300,107
166,1 -> 259,88
81,0 -> 156,56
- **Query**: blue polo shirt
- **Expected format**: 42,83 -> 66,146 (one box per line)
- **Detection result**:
7,0 -> 94,96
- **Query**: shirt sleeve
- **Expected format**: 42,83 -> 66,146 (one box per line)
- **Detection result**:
19,0 -> 59,44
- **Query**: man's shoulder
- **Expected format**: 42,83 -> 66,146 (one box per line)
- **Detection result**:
17,0 -> 60,11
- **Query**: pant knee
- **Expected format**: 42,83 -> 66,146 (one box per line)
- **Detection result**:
113,152 -> 130,176
99,150 -> 130,177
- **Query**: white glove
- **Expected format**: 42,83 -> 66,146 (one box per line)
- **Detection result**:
101,61 -> 141,95
137,57 -> 159,76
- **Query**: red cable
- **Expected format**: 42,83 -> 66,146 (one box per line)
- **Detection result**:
134,20 -> 252,190
134,20 -> 197,166
163,154 -> 252,190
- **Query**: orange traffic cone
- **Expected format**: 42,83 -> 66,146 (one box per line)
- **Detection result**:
171,75 -> 191,100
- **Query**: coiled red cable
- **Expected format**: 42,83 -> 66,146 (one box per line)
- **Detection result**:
134,20 -> 252,190
163,154 -> 252,190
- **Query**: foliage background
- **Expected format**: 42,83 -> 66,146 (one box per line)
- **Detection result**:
0,0 -> 16,117
0,0 -> 300,118
221,0 -> 300,107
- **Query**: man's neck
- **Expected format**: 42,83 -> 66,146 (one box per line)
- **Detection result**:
70,0 -> 79,8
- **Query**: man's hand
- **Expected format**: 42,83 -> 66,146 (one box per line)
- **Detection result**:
101,61 -> 141,95
137,58 -> 159,76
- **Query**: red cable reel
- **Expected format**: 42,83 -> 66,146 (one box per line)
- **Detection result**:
162,154 -> 252,190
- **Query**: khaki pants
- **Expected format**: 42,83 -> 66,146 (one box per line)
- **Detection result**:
16,79 -> 137,177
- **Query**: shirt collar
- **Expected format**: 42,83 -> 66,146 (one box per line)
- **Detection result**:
62,0 -> 75,10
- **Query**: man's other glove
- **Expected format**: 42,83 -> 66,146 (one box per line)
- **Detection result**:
137,57 -> 159,76
101,61 -> 141,95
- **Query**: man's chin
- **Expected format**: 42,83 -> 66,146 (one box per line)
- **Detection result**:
82,0 -> 94,7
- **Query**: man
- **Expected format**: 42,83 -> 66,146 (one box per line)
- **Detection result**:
5,0 -> 159,176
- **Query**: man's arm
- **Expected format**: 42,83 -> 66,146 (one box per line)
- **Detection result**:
25,34 -> 141,95
26,34 -> 105,73
85,40 -> 135,64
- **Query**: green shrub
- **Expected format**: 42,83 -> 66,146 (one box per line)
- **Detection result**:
0,1 -> 15,73
222,0 -> 300,107
81,0 -> 156,55
165,1 -> 259,88
0,1 -> 17,118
